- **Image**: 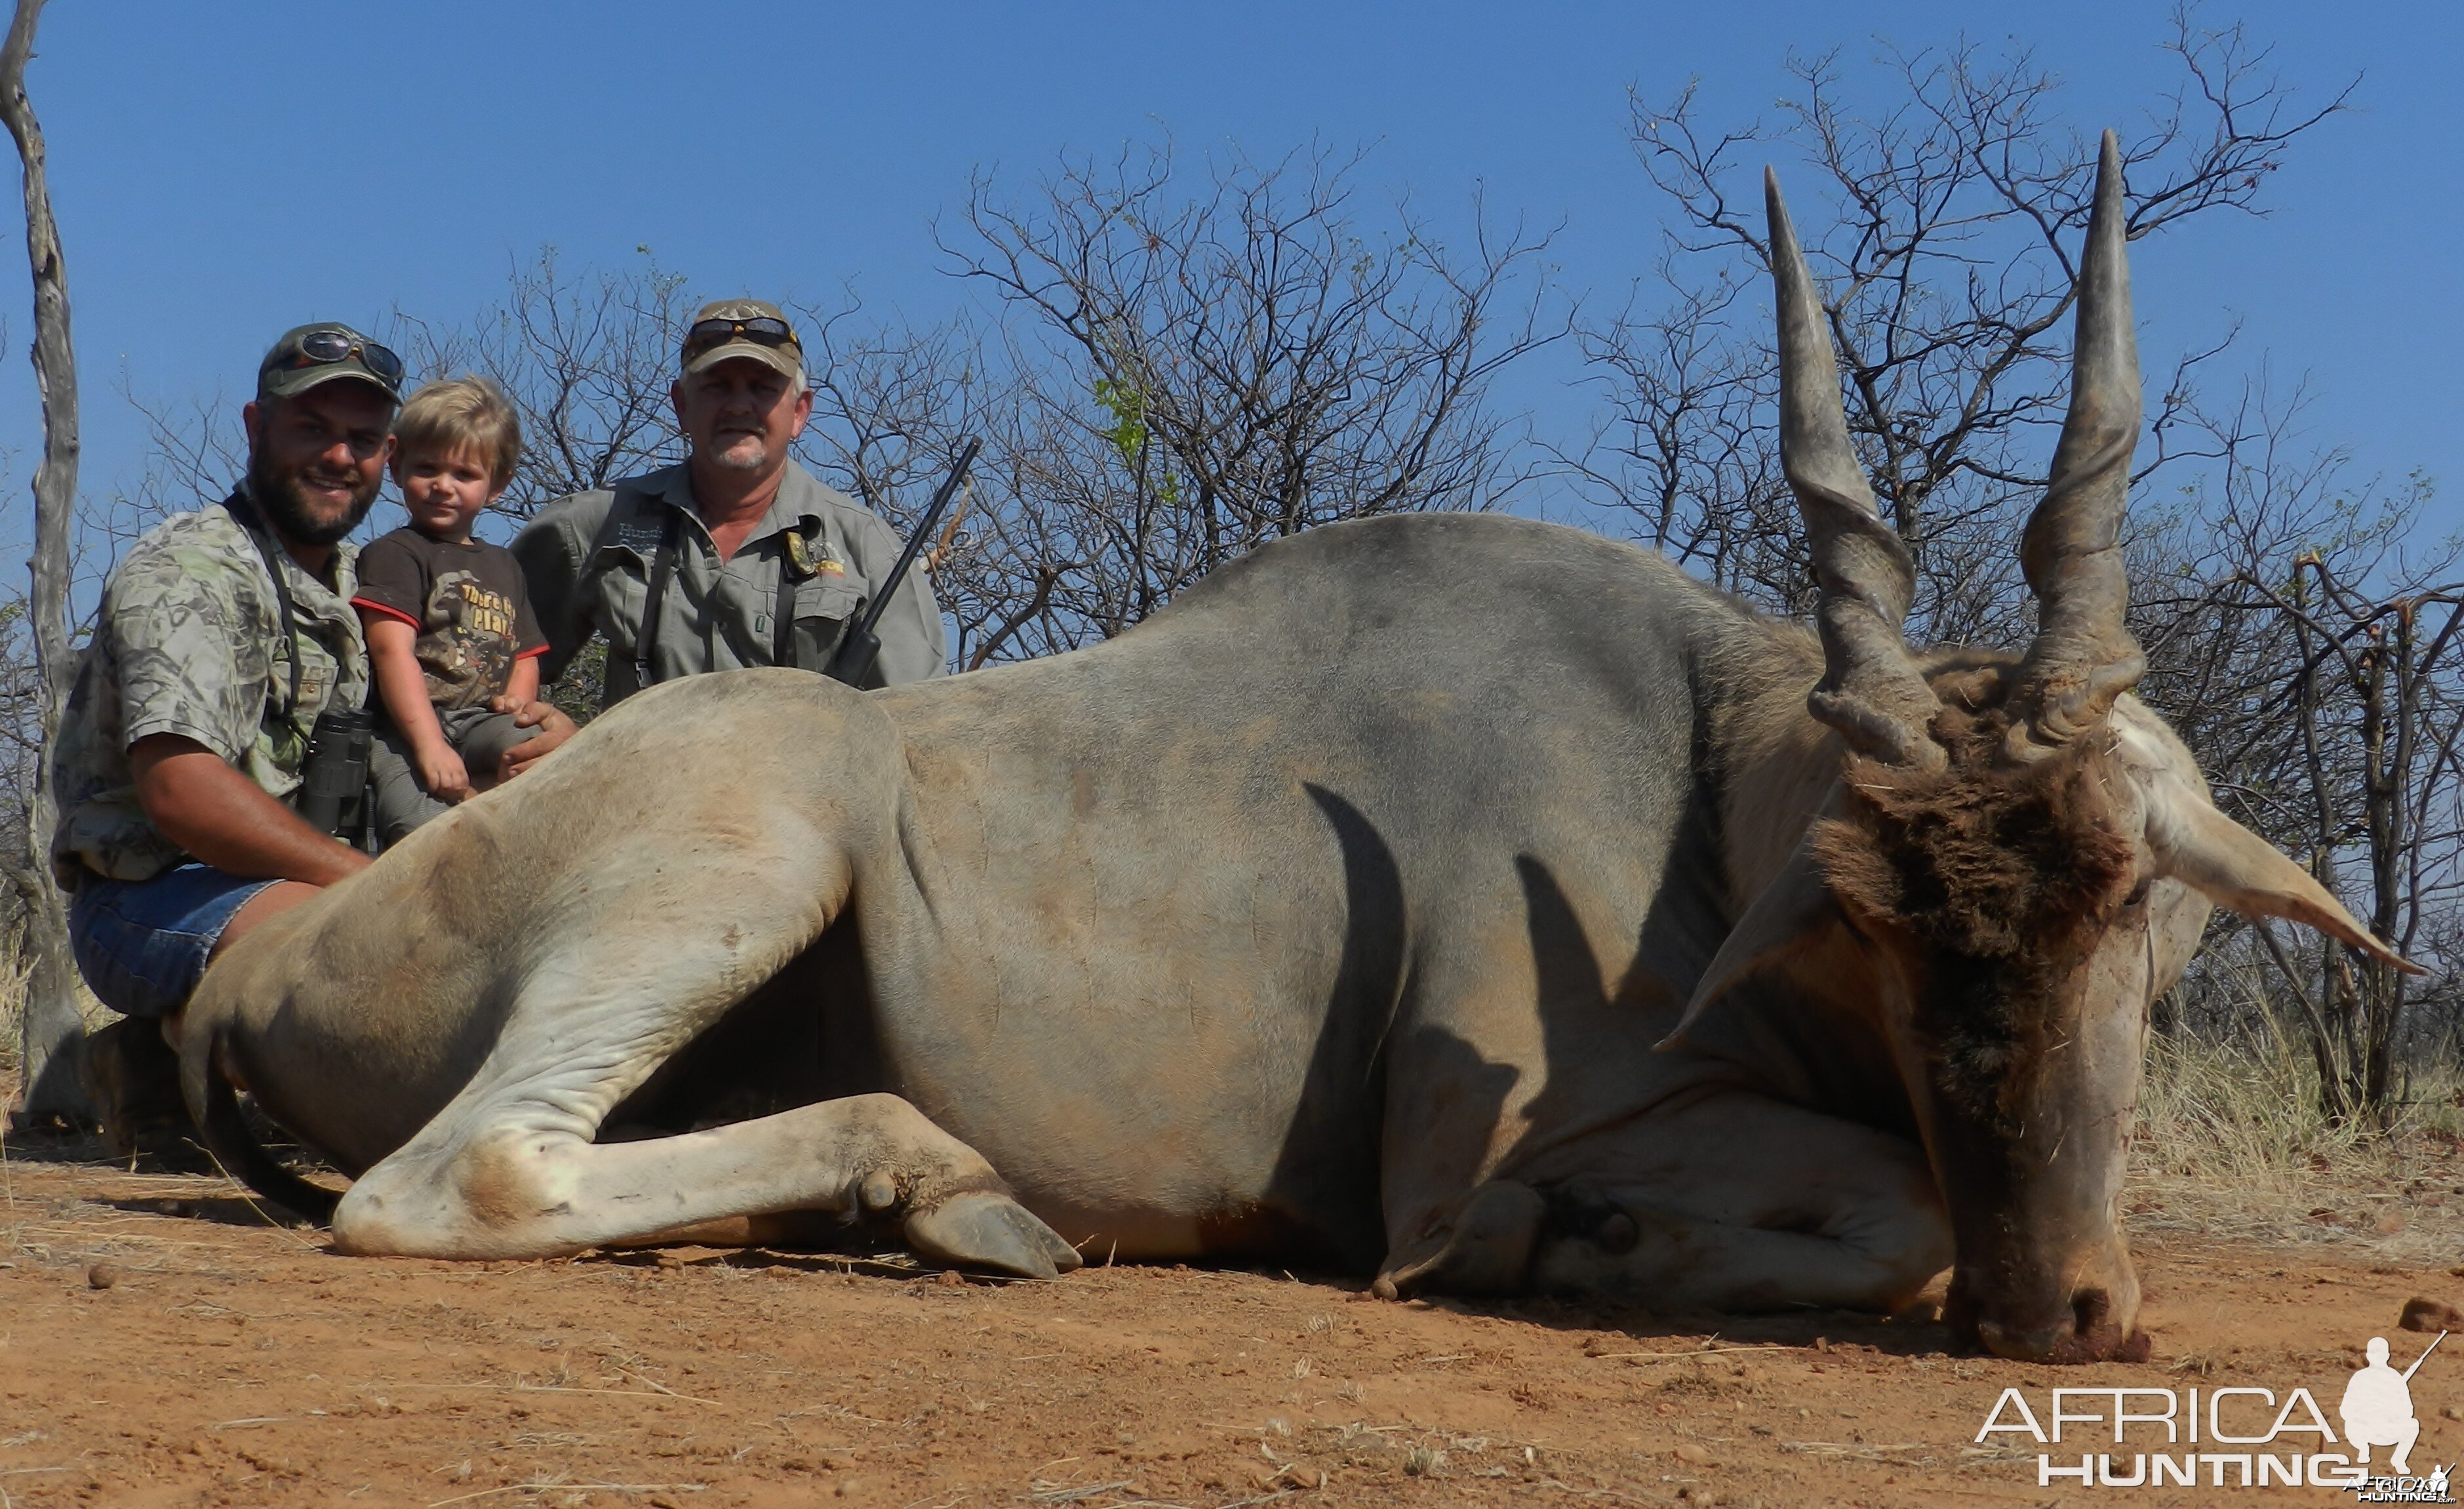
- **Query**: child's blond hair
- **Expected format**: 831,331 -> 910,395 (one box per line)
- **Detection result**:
392,375 -> 521,489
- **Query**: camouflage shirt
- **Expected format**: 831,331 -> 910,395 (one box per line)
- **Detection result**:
50,491 -> 368,887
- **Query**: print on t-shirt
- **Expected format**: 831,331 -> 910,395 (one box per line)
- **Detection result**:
351,527 -> 547,714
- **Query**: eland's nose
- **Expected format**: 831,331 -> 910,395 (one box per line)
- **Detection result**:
1972,1284 -> 2151,1363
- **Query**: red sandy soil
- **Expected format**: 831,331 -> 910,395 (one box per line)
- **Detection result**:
1,1139 -> 2459,1509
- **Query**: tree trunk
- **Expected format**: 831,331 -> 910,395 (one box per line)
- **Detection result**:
1,0 -> 88,1127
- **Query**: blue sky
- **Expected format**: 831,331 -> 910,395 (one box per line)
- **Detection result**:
5,1 -> 2454,540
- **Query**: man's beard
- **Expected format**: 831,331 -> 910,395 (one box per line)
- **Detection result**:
248,448 -> 380,546
704,433 -> 770,472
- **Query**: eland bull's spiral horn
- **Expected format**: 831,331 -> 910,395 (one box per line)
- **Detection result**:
1766,168 -> 1945,772
2006,130 -> 2147,761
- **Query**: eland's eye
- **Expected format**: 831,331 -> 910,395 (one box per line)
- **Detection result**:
2124,879 -> 2153,908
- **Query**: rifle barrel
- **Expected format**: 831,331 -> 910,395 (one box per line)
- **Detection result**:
852,437 -> 980,643
2401,1330 -> 2446,1382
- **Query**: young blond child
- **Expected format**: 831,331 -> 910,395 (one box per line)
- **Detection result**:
350,376 -> 549,844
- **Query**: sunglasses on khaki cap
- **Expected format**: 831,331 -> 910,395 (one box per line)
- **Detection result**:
257,323 -> 404,403
681,299 -> 803,380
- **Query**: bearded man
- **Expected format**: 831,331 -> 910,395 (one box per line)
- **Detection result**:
513,299 -> 944,706
51,324 -> 575,1152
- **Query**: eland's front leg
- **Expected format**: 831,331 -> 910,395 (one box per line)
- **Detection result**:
1524,1091 -> 1950,1312
1375,1088 -> 1948,1310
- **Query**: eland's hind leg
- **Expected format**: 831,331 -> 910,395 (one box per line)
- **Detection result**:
321,722 -> 1077,1276
325,912 -> 1077,1272
334,1087 -> 1081,1276
328,897 -> 1077,1274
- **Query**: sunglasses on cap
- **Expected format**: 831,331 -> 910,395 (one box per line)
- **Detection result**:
683,315 -> 799,354
277,328 -> 405,389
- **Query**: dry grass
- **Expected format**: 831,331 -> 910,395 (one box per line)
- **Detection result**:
2131,1027 -> 2464,1262
0,936 -> 28,1081
0,936 -> 110,1087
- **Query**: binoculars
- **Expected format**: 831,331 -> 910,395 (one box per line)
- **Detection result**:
297,703 -> 374,841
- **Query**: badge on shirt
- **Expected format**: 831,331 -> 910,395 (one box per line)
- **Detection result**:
616,517 -> 665,556
786,529 -> 844,580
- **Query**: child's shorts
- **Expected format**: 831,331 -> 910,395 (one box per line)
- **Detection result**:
69,862 -> 281,1018
368,706 -> 531,847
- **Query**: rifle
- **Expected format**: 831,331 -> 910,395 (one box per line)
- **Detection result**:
827,437 -> 980,687
2402,1331 -> 2446,1382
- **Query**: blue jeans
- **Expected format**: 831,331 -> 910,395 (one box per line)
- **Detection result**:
70,862 -> 281,1018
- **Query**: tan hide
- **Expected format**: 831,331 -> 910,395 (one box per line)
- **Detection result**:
1656,832 -> 1844,1051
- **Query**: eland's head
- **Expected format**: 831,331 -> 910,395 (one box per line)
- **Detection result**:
1670,132 -> 2412,1363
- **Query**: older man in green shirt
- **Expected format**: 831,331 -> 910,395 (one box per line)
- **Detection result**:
513,300 -> 945,703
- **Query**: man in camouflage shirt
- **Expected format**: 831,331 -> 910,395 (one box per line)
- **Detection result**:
50,324 -> 576,1151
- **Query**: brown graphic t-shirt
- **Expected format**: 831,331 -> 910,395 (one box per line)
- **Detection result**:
351,527 -> 547,713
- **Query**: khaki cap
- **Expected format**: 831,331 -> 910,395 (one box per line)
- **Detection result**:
257,322 -> 403,404
681,298 -> 803,381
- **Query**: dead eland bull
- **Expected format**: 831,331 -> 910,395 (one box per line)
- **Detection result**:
180,136 -> 2402,1364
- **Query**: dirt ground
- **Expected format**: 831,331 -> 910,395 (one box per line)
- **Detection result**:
2,1134 -> 2461,1509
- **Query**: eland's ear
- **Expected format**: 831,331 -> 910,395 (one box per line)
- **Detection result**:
2147,784 -> 2421,975
1657,832 -> 1847,1051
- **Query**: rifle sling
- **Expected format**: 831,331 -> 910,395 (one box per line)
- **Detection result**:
631,504 -> 683,695
774,537 -> 799,668
631,506 -> 822,683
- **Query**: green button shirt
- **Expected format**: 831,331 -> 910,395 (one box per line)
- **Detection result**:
51,493 -> 368,887
513,460 -> 946,704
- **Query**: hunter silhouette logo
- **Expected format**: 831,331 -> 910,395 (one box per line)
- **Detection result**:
1972,1329 -> 2452,1495
2344,1333 -> 2441,1476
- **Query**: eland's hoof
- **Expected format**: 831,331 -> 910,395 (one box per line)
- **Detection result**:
905,1192 -> 1083,1279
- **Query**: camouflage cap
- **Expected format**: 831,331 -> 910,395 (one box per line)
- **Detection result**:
681,298 -> 804,382
256,323 -> 403,404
